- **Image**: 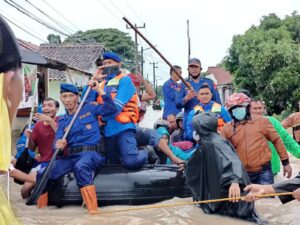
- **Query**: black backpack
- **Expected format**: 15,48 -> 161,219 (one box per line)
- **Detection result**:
14,148 -> 35,185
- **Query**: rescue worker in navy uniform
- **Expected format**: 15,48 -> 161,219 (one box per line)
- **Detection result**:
162,65 -> 182,120
175,58 -> 221,139
94,52 -> 148,168
36,83 -> 117,214
186,84 -> 231,140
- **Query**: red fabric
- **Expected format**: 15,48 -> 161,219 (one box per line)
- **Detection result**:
172,141 -> 194,150
128,73 -> 141,87
30,117 -> 58,162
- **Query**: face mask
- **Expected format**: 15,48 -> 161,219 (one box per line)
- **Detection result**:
232,107 -> 246,121
190,74 -> 200,79
102,65 -> 120,76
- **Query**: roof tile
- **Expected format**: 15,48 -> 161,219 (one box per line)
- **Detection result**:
207,67 -> 232,85
39,43 -> 104,72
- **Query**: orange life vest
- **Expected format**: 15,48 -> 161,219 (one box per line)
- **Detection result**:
97,74 -> 139,124
193,102 -> 225,131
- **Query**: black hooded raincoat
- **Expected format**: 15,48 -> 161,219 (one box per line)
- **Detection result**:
186,112 -> 265,224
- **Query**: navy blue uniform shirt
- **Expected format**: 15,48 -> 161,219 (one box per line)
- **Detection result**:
55,94 -> 117,148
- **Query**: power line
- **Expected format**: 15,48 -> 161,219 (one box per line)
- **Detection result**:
0,13 -> 47,43
93,1 -> 154,71
41,0 -> 81,31
95,0 -> 122,23
0,9 -> 47,40
5,0 -> 136,69
4,0 -> 70,37
24,0 -> 75,35
108,0 -> 127,17
124,0 -> 144,24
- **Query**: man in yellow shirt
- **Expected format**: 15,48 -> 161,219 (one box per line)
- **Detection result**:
0,16 -> 23,171
0,16 -> 24,225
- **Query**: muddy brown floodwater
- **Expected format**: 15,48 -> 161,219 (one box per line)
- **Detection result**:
1,106 -> 299,225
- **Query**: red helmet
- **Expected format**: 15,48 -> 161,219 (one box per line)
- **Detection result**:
128,73 -> 141,88
225,92 -> 251,110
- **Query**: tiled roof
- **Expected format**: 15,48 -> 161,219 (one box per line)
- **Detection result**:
206,67 -> 232,85
18,39 -> 40,51
49,69 -> 66,81
39,43 -> 104,73
18,39 -> 47,65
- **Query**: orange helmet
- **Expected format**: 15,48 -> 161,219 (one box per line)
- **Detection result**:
225,92 -> 251,110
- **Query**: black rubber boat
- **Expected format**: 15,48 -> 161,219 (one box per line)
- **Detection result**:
47,164 -> 191,206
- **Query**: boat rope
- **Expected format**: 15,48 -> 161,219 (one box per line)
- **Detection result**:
99,192 -> 294,214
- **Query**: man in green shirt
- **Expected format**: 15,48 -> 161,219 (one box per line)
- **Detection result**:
250,99 -> 300,175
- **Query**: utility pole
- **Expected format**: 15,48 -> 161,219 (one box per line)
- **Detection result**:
150,62 -> 158,95
187,19 -> 191,80
141,46 -> 144,75
140,46 -> 152,76
187,19 -> 191,63
126,23 -> 145,73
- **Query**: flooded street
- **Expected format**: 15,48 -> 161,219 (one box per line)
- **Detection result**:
1,106 -> 300,225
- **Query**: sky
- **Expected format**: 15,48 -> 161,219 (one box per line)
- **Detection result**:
0,0 -> 299,85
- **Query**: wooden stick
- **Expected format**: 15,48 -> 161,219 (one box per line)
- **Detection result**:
123,17 -> 193,90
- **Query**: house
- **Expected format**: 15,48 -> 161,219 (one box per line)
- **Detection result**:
15,40 -> 105,129
206,66 -> 233,104
38,43 -> 104,114
17,41 -> 105,114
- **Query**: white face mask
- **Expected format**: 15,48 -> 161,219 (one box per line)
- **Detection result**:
232,107 -> 247,121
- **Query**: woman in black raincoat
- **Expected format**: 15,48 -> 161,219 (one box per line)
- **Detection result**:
186,112 -> 265,224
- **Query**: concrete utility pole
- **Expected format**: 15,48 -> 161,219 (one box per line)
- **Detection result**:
140,46 -> 152,76
126,23 -> 145,73
187,19 -> 191,80
187,19 -> 191,63
141,46 -> 144,75
150,62 -> 158,94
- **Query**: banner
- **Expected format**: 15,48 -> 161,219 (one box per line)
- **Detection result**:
18,64 -> 38,109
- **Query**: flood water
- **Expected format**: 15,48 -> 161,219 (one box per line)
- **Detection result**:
1,106 -> 300,225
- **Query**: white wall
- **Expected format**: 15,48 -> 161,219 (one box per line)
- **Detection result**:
48,80 -> 65,116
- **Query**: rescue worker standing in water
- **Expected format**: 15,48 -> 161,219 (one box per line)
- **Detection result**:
37,82 -> 117,214
94,52 -> 148,168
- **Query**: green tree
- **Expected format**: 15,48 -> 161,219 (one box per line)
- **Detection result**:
64,28 -> 135,68
47,34 -> 61,44
223,12 -> 300,114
